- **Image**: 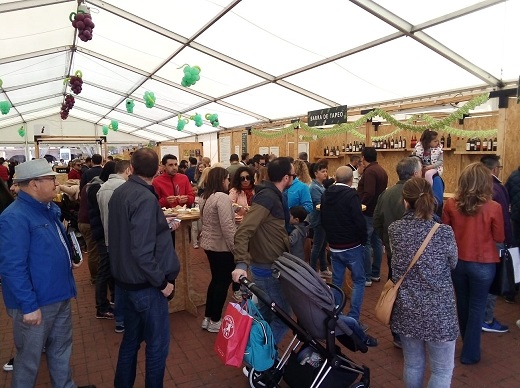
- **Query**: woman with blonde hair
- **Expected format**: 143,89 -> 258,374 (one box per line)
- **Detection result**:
293,160 -> 311,185
197,166 -> 211,196
194,162 -> 206,184
254,166 -> 268,185
389,177 -> 458,387
442,162 -> 504,365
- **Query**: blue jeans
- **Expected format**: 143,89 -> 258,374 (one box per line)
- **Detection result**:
310,225 -> 328,272
330,245 -> 365,321
484,243 -> 504,323
8,300 -> 74,388
114,287 -> 170,388
114,284 -> 126,328
451,260 -> 495,364
363,216 -> 383,280
401,336 -> 456,388
251,272 -> 291,345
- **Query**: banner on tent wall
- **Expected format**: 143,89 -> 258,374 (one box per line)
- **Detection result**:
219,136 -> 231,166
307,105 -> 347,127
241,132 -> 247,154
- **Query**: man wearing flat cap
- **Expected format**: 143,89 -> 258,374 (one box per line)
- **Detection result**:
0,159 -> 94,388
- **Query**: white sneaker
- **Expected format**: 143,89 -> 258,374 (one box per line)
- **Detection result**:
3,358 -> 13,372
365,280 -> 373,287
201,317 -> 210,329
207,319 -> 222,333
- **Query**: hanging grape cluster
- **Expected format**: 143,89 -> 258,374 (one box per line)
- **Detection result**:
60,94 -> 75,120
205,113 -> 219,127
70,11 -> 95,42
181,65 -> 201,87
68,71 -> 83,95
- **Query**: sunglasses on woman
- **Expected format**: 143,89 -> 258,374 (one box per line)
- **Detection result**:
240,175 -> 252,182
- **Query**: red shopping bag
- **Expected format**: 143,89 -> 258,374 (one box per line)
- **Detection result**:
214,302 -> 253,367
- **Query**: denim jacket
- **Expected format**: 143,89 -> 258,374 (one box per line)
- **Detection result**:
0,191 -> 77,314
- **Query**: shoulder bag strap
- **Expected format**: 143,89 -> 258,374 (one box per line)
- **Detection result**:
394,223 -> 440,287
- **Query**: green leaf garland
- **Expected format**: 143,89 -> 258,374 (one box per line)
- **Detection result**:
252,93 -> 498,139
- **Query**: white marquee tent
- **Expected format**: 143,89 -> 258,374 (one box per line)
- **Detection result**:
0,0 -> 518,146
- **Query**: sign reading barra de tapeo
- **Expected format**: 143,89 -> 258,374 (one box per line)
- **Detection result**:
307,105 -> 348,127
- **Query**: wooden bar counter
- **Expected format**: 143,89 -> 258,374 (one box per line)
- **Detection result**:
169,211 -> 206,315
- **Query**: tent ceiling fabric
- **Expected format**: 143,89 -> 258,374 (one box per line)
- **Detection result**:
0,0 -> 518,142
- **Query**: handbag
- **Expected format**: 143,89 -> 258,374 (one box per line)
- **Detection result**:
243,299 -> 277,372
489,247 -> 516,296
214,302 -> 253,367
374,223 -> 440,325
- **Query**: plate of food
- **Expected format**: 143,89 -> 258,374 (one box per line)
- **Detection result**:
162,207 -> 178,216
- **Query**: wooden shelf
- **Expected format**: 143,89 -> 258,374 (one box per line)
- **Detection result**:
405,148 -> 455,152
314,155 -> 342,159
454,150 -> 498,155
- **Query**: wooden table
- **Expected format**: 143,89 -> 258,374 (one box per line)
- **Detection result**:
168,212 -> 206,316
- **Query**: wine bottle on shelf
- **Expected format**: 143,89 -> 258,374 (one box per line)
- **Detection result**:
440,135 -> 445,149
398,136 -> 402,149
410,135 -> 416,149
465,138 -> 471,151
336,146 -> 340,156
326,146 -> 329,156
390,138 -> 394,149
476,137 -> 481,151
482,138 -> 487,151
323,147 -> 327,156
493,137 -> 497,151
446,133 -> 451,148
342,142 -> 346,153
488,138 -> 492,151
402,137 -> 407,149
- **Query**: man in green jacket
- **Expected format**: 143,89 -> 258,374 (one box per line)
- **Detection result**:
232,157 -> 294,345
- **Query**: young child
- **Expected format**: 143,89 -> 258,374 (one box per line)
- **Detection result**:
413,129 -> 443,185
289,206 -> 309,261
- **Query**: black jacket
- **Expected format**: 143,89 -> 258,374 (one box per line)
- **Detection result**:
80,165 -> 103,190
321,184 -> 367,249
86,177 -> 104,242
108,175 -> 180,290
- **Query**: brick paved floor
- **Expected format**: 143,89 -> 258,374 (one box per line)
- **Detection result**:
1,246 -> 520,387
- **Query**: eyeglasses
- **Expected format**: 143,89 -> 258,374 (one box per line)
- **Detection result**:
240,175 -> 252,182
35,176 -> 56,182
288,174 -> 297,179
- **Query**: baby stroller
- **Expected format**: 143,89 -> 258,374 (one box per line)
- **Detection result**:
239,252 -> 370,388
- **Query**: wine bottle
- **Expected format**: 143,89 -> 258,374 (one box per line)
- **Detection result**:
493,137 -> 497,151
446,134 -> 451,148
466,138 -> 471,151
402,137 -> 407,149
476,137 -> 481,151
342,142 -> 346,153
440,135 -> 445,149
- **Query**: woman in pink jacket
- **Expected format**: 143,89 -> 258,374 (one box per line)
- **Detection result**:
228,166 -> 255,224
199,167 -> 236,333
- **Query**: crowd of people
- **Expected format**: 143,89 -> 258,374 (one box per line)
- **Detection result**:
1,129 -> 520,386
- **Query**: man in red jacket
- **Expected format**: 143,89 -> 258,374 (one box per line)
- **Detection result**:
152,154 -> 194,208
0,158 -> 9,187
